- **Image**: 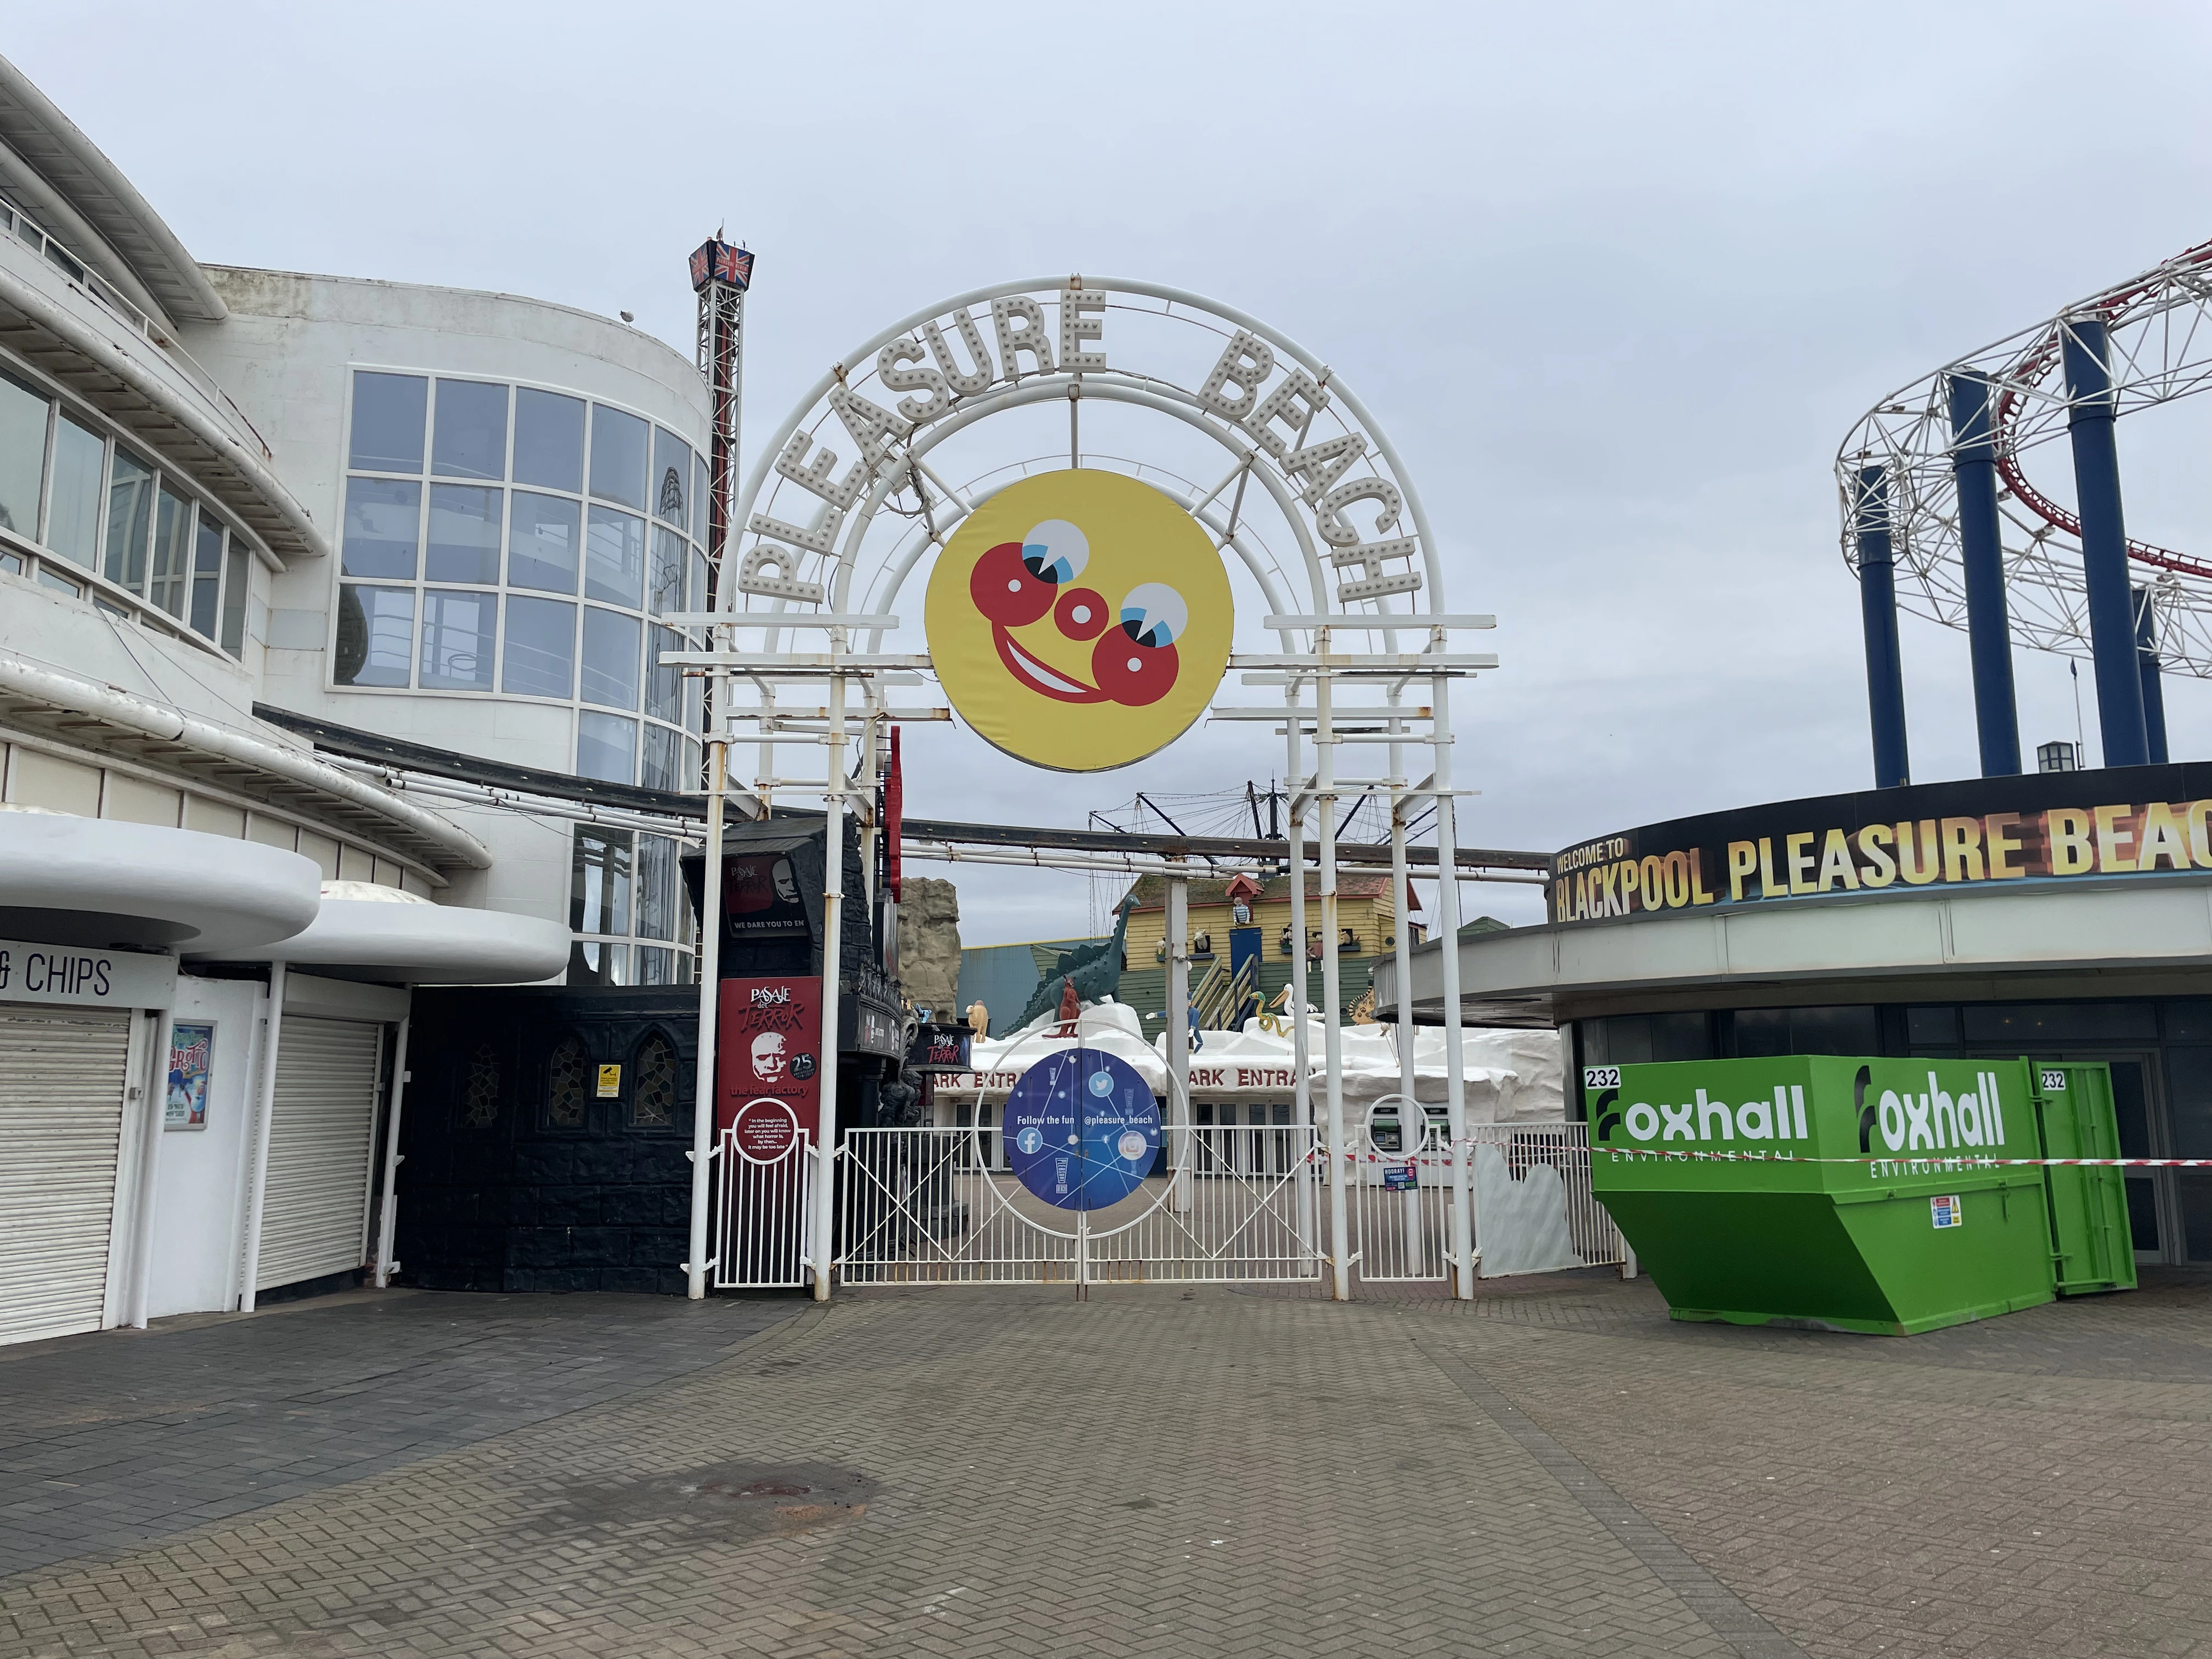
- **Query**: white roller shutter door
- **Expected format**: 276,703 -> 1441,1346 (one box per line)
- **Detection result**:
257,1017 -> 381,1291
0,1009 -> 133,1346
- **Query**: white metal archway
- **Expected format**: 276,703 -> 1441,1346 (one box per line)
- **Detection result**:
666,276 -> 1496,1302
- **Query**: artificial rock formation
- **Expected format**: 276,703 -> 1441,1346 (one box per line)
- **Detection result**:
897,874 -> 963,1015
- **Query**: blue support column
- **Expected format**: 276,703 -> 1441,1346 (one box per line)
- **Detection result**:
2061,319 -> 2151,768
2135,586 -> 2170,765
1945,371 -> 2021,776
1853,465 -> 1910,788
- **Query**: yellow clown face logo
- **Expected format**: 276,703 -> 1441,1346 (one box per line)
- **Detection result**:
925,470 -> 1232,771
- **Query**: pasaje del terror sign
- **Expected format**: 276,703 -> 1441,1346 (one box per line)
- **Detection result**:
1550,760 -> 2212,924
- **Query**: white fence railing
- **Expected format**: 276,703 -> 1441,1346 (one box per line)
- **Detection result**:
838,1124 -> 1324,1286
712,1124 -> 812,1289
719,1116 -> 1623,1294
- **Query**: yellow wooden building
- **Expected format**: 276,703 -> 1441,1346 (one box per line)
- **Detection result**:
1117,871 -> 1421,968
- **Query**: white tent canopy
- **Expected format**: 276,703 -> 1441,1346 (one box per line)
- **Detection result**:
935,998 -> 1565,1124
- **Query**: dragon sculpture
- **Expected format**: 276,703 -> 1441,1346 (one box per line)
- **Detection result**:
1002,897 -> 1136,1036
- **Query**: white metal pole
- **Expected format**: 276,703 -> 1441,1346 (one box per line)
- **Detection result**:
811,653 -> 848,1301
1285,718 -> 1313,1260
1165,866 -> 1191,1215
1388,696 -> 1425,1268
686,728 -> 729,1299
1433,661 -> 1475,1299
373,1013 -> 411,1289
126,1001 -> 172,1328
1388,697 -> 1415,1110
1317,643 -> 1350,1302
238,961 -> 286,1313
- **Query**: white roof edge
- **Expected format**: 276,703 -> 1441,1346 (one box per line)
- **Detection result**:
0,653 -> 491,871
0,53 -> 225,323
0,264 -> 327,560
200,264 -> 710,402
1418,876 -> 2212,1005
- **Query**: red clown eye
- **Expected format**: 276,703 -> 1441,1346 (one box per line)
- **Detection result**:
972,541 -> 1057,626
1053,587 -> 1109,640
1092,629 -> 1180,707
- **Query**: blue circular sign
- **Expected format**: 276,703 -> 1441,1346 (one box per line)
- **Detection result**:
1002,1049 -> 1161,1211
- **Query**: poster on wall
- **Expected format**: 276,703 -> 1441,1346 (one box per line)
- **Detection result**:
715,976 -> 822,1139
165,1022 -> 213,1130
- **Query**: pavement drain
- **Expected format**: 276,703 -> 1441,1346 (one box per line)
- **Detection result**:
540,1459 -> 879,1545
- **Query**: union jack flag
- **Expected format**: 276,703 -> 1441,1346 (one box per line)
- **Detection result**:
690,239 -> 753,292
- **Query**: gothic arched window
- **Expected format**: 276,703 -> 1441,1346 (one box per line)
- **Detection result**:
630,1031 -> 678,1128
547,1034 -> 588,1128
462,1043 -> 500,1127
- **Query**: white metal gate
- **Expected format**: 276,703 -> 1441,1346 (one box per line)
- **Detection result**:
839,1121 -> 1323,1285
712,1111 -> 1622,1293
258,1017 -> 382,1291
711,1123 -> 812,1289
0,1008 -> 133,1346
1350,1100 -> 1456,1283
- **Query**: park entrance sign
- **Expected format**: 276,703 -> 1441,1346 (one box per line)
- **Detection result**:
668,275 -> 1500,1303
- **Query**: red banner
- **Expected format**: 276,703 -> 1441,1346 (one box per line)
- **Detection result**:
885,725 -> 904,902
716,975 -> 823,1140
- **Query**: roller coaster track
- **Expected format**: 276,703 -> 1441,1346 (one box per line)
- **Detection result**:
1990,238 -> 2212,585
1839,235 -> 2212,675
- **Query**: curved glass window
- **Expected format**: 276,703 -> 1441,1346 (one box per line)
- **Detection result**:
432,380 -> 507,481
513,388 -> 584,490
104,448 -> 154,590
47,413 -> 104,570
571,825 -> 693,985
420,589 -> 497,690
509,490 -> 579,592
648,527 -> 685,616
336,370 -> 706,791
581,606 -> 640,709
577,711 -> 635,783
590,405 -> 647,509
343,478 -> 420,578
585,506 -> 644,607
653,427 -> 691,533
426,484 -> 501,583
189,512 -> 223,637
502,594 -> 575,697
0,351 -> 255,655
335,585 -> 415,686
349,373 -> 426,472
148,485 -> 192,619
0,370 -> 46,540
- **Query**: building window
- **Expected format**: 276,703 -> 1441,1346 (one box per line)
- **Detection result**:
546,1035 -> 588,1128
569,823 -> 696,984
630,1031 -> 678,1128
0,357 -> 255,655
334,369 -> 704,788
462,1043 -> 501,1127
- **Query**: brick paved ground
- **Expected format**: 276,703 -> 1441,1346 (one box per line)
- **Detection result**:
0,1269 -> 2204,1657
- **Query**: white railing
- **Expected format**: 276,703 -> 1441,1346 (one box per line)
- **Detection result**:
0,191 -> 278,462
838,1124 -> 1324,1286
718,1115 -> 1624,1295
711,1124 -> 812,1289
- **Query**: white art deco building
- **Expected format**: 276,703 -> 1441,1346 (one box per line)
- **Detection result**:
0,54 -> 710,1342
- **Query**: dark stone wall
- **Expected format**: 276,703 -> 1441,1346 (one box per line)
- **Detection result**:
396,986 -> 698,1294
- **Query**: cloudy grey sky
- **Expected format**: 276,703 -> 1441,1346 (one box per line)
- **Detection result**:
15,2 -> 2212,943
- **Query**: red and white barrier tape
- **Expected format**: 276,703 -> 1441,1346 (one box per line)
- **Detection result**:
1584,1147 -> 2203,1168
